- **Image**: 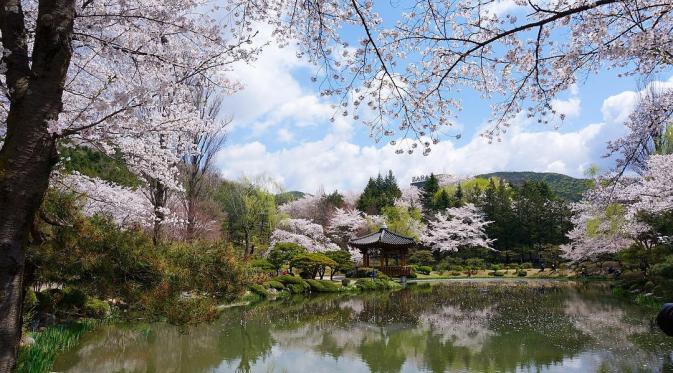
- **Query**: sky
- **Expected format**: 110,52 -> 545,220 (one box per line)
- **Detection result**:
213,5 -> 672,194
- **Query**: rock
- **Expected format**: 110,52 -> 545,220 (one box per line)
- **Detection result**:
656,303 -> 673,337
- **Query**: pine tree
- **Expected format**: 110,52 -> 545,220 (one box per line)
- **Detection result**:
454,183 -> 464,206
421,173 -> 440,214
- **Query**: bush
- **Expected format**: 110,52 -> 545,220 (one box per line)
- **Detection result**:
275,274 -> 304,285
415,266 -> 432,275
290,253 -> 337,279
288,282 -> 310,294
61,287 -> 87,310
83,298 -> 110,318
489,271 -> 505,277
264,280 -> 285,290
306,279 -> 341,293
249,258 -> 275,272
516,269 -> 527,277
651,256 -> 673,278
342,278 -> 351,287
450,271 -> 462,276
24,289 -> 38,310
165,297 -> 217,325
354,279 -> 401,291
490,264 -> 502,271
520,262 -> 533,269
36,289 -> 64,313
248,284 -> 269,298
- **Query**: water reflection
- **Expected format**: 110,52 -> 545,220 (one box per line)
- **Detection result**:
53,280 -> 673,373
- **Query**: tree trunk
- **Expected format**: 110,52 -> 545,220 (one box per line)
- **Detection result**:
0,1 -> 75,370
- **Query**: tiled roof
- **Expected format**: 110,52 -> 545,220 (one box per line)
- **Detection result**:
349,228 -> 415,248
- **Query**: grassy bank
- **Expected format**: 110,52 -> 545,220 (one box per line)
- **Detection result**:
17,321 -> 96,373
413,268 -> 573,280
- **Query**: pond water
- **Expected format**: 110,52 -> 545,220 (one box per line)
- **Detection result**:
53,280 -> 673,373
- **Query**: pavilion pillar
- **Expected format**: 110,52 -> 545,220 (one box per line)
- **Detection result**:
363,249 -> 370,267
400,248 -> 407,266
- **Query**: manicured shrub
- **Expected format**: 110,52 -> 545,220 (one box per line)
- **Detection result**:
415,266 -> 432,275
288,282 -> 310,294
450,271 -> 462,276
249,284 -> 269,298
275,274 -> 303,285
249,258 -> 275,272
342,278 -> 351,287
264,280 -> 285,290
306,279 -> 341,293
520,262 -> 533,269
83,298 -> 111,318
516,269 -> 527,277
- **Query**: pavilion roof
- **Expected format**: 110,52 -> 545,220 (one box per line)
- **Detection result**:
349,227 -> 415,250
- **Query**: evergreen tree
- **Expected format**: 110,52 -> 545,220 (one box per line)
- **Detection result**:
356,170 -> 401,214
421,173 -> 440,214
434,189 -> 454,211
454,183 -> 464,205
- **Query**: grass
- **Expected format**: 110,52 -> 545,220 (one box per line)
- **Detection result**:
17,321 -> 95,373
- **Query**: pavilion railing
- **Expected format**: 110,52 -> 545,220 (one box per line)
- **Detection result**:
378,265 -> 411,277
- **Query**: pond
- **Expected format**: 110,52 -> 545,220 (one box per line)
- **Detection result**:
53,280 -> 673,372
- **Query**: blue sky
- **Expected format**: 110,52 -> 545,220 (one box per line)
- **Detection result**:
214,4 -> 672,193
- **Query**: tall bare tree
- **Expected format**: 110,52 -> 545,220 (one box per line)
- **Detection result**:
181,82 -> 229,241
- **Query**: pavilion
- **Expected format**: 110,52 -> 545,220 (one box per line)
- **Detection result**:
348,225 -> 415,277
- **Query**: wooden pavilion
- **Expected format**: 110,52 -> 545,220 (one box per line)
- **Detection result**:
349,225 -> 415,277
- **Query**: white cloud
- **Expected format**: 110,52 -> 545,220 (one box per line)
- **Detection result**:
551,97 -> 581,119
277,128 -> 294,143
215,116 -> 614,192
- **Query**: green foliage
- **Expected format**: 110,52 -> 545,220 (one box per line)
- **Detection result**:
651,255 -> 673,278
268,242 -> 305,274
60,287 -> 87,310
290,253 -> 337,279
357,170 -> 402,214
305,279 -> 341,292
17,321 -> 94,373
325,250 -> 354,279
274,191 -> 306,206
475,171 -> 590,202
354,278 -> 401,291
413,265 -> 432,275
83,298 -> 111,318
163,297 -> 218,325
264,280 -> 285,290
421,173 -> 440,213
274,274 -> 304,285
249,258 -> 275,272
249,284 -> 270,298
516,269 -> 528,277
59,145 -> 140,187
381,205 -> 423,239
217,179 -> 278,254
408,250 -> 435,266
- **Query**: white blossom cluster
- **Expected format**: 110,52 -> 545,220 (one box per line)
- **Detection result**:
231,0 -> 673,151
421,204 -> 494,251
270,218 -> 340,252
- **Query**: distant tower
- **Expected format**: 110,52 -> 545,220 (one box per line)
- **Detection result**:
410,173 -> 454,188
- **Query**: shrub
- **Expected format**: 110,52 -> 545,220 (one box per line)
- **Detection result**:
24,289 -> 38,310
516,269 -> 527,277
249,258 -> 275,272
83,298 -> 111,318
264,280 -> 285,290
275,274 -> 304,285
354,279 -> 400,291
61,287 -> 87,310
306,279 -> 341,293
450,271 -> 462,276
520,262 -> 533,269
290,253 -> 337,279
165,297 -> 217,325
651,256 -> 673,278
37,289 -> 64,314
342,279 -> 351,287
415,266 -> 432,275
248,284 -> 269,298
288,282 -> 310,294
490,264 -> 502,271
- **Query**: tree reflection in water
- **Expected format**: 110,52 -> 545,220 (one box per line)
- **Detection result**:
53,280 -> 673,373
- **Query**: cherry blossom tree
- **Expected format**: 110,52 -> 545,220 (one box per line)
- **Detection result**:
236,0 -> 673,151
0,1 -> 256,368
562,154 -> 673,262
327,208 -> 368,246
421,204 -> 494,252
270,218 -> 340,253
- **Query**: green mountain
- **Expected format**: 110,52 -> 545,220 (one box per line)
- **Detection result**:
275,191 -> 306,205
475,171 -> 590,201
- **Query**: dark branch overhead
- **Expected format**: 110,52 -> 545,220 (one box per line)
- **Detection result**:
349,227 -> 415,250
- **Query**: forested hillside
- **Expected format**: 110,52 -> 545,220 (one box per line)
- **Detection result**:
475,172 -> 590,201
